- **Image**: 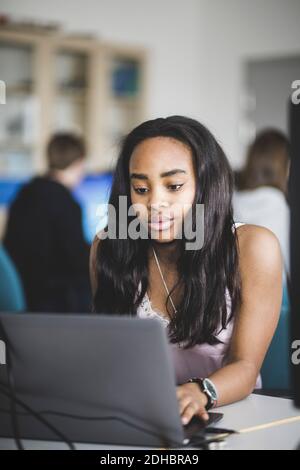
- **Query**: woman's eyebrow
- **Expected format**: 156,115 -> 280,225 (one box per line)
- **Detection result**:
130,169 -> 187,180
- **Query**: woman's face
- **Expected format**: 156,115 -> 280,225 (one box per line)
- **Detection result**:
129,137 -> 197,243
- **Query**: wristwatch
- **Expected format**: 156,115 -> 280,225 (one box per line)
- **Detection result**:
187,377 -> 218,410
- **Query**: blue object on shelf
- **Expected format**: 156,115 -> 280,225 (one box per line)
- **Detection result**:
112,61 -> 139,96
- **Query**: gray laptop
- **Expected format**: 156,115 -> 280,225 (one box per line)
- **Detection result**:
0,313 -> 222,448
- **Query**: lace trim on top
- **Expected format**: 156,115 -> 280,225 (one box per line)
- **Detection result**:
138,291 -> 170,327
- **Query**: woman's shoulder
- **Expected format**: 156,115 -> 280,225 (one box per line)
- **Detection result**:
235,223 -> 282,274
235,222 -> 279,242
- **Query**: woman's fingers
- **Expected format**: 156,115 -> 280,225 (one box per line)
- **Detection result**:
181,401 -> 200,425
197,406 -> 209,422
178,395 -> 193,415
180,399 -> 210,425
176,384 -> 210,425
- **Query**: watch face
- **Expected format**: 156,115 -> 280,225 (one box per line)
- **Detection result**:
203,378 -> 218,401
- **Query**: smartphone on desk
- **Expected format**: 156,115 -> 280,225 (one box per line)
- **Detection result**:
184,412 -> 224,440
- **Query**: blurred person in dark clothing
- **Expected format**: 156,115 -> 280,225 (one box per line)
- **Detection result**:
3,133 -> 91,313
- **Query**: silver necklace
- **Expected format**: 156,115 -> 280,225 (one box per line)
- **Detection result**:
151,246 -> 178,315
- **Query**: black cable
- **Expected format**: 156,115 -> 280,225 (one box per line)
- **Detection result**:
0,321 -> 76,450
0,385 -> 230,449
0,318 -> 75,450
0,324 -> 23,450
0,324 -> 231,450
0,385 -> 75,450
7,368 -> 23,450
0,325 -> 229,450
0,384 -> 178,446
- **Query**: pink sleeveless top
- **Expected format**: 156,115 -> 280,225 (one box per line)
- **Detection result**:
136,222 -> 262,389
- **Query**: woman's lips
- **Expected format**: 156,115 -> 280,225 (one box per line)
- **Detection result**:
148,218 -> 175,231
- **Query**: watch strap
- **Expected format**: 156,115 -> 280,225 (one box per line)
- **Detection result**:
187,377 -> 217,411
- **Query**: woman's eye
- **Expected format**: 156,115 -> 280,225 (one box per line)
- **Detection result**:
133,184 -> 184,194
134,187 -> 149,194
168,184 -> 184,191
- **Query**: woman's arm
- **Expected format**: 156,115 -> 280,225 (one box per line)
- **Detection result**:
177,224 -> 283,425
210,224 -> 282,403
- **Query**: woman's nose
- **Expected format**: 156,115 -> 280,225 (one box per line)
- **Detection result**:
147,188 -> 169,211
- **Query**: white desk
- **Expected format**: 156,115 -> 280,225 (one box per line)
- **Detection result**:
0,394 -> 299,450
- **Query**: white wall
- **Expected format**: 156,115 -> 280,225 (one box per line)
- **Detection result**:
0,0 -> 300,167
197,0 -> 300,167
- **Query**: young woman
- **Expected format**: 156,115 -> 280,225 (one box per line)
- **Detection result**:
90,116 -> 282,426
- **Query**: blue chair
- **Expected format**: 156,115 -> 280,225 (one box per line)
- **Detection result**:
0,245 -> 26,312
260,284 -> 291,392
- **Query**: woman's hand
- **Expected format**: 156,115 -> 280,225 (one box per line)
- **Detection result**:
176,383 -> 209,426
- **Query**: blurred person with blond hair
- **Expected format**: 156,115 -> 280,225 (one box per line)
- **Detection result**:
233,129 -> 290,280
4,133 -> 91,313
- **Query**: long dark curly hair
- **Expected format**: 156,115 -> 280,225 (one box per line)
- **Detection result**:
93,116 -> 241,348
